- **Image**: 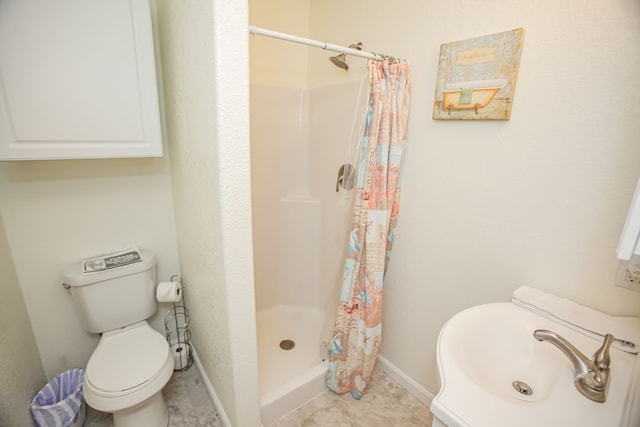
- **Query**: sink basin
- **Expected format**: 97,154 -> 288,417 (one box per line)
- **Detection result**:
431,302 -> 640,427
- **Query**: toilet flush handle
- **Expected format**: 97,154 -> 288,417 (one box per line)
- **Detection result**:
62,283 -> 71,290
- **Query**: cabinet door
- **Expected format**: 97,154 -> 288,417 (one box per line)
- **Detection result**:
0,0 -> 162,160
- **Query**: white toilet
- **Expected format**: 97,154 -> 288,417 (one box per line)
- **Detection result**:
63,250 -> 174,427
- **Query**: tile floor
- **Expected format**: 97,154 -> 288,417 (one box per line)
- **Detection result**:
270,366 -> 433,427
85,367 -> 222,427
85,365 -> 432,427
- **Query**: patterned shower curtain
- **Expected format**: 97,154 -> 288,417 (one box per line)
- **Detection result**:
327,60 -> 411,399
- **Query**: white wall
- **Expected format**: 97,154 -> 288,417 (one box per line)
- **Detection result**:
309,0 -> 640,394
249,0 -> 310,88
0,212 -> 45,426
0,156 -> 180,378
155,0 -> 260,425
251,85 -> 321,311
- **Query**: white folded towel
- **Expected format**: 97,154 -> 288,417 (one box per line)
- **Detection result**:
512,285 -> 640,354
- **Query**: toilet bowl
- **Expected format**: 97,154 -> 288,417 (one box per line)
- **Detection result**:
63,249 -> 174,427
83,322 -> 174,427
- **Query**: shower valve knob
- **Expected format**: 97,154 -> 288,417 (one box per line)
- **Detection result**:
336,164 -> 355,192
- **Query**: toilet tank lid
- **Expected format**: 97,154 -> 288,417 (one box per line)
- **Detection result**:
63,250 -> 157,287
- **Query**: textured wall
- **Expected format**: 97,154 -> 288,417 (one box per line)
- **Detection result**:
0,213 -> 46,426
155,0 -> 260,425
309,0 -> 640,394
210,0 -> 261,423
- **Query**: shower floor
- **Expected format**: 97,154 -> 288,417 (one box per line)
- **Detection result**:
257,305 -> 326,394
257,305 -> 328,424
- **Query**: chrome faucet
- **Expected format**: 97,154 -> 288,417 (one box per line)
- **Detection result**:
533,329 -> 615,403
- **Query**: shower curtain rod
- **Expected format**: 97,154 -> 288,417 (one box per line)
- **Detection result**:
249,25 -> 400,62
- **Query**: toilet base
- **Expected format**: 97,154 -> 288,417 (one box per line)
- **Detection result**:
112,392 -> 169,427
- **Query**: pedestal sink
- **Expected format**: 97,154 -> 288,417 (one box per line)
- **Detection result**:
430,302 -> 640,427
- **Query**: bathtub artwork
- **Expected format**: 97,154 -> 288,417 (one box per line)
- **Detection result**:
432,28 -> 525,120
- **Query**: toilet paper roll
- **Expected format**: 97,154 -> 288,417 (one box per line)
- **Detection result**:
171,343 -> 191,369
156,281 -> 182,303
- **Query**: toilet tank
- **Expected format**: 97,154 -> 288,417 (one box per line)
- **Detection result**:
63,250 -> 158,333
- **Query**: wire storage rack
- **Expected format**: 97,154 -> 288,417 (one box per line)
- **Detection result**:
164,275 -> 193,371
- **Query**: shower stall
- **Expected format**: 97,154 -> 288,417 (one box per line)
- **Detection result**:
250,36 -> 368,422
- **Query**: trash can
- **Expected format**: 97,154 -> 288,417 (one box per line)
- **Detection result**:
30,368 -> 87,427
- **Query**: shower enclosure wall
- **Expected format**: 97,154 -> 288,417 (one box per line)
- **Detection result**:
251,80 -> 364,424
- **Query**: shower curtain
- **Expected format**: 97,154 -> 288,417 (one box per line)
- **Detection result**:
327,60 -> 411,398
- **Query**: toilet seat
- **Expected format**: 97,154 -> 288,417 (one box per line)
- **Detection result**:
84,322 -> 174,412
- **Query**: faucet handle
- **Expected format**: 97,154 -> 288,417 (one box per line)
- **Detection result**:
585,334 -> 615,393
593,334 -> 615,369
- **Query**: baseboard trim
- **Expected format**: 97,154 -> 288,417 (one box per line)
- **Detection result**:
191,345 -> 232,427
376,355 -> 434,405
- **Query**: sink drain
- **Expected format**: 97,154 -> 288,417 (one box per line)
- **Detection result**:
279,339 -> 295,350
512,380 -> 532,396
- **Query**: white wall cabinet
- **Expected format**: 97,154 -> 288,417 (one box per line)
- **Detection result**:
0,0 -> 162,160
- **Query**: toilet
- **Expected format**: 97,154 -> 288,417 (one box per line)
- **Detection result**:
63,250 -> 174,427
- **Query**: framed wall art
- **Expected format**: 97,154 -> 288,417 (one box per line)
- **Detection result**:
432,28 -> 525,121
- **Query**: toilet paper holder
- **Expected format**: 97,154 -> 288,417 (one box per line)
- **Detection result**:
163,274 -> 193,371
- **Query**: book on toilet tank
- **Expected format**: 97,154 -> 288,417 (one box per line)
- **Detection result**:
82,246 -> 143,274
